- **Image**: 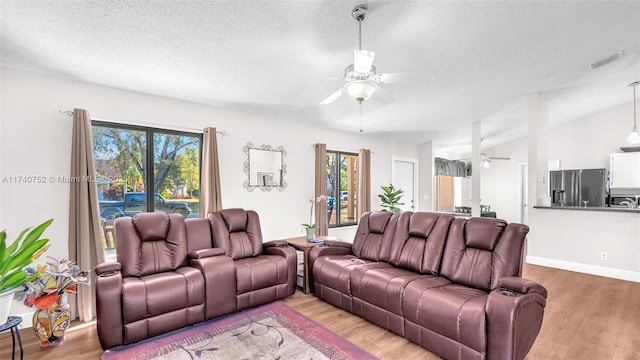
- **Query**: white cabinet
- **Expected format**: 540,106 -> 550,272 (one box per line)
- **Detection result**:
609,152 -> 640,193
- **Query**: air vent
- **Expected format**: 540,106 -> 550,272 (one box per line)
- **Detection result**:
590,50 -> 624,70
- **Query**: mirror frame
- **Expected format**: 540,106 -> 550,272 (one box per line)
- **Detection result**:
243,142 -> 287,192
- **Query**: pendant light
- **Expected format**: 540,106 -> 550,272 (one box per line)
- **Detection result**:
627,81 -> 640,144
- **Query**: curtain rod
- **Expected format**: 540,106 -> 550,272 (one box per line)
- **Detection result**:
313,143 -> 374,154
59,110 -> 229,136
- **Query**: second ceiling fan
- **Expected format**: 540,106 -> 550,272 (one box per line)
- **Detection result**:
479,153 -> 511,168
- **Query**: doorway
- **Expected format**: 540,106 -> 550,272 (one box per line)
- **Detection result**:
518,160 -> 561,224
392,157 -> 418,212
518,163 -> 529,224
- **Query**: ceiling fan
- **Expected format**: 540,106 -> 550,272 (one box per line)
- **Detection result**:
320,4 -> 402,106
479,153 -> 511,168
459,153 -> 511,168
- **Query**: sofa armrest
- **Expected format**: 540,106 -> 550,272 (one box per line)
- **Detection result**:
264,239 -> 288,248
498,277 -> 548,298
190,248 -> 226,259
309,242 -> 353,262
95,261 -> 121,276
307,242 -> 355,294
189,255 -> 237,320
322,240 -> 353,250
94,262 -> 124,349
264,245 -> 297,296
486,277 -> 548,360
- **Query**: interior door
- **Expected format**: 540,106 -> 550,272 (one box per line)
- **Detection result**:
519,160 -> 561,224
392,157 -> 418,212
519,163 -> 528,224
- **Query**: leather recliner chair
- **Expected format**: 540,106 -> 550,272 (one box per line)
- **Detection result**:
208,208 -> 297,310
94,212 -> 206,349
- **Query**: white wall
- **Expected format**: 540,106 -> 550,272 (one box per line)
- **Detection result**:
478,100 -> 640,282
0,66 -> 419,316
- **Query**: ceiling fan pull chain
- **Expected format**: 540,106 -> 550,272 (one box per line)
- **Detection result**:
360,103 -> 364,133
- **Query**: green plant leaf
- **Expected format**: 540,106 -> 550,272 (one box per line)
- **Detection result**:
0,231 -> 5,266
379,184 -> 405,213
20,218 -> 54,249
0,238 -> 49,275
0,269 -> 26,290
4,227 -> 30,260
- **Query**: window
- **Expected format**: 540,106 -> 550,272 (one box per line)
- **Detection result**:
433,157 -> 467,212
326,150 -> 358,227
92,122 -> 202,248
434,175 -> 465,212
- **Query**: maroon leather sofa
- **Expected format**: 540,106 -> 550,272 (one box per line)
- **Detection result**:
94,209 -> 296,349
309,211 -> 547,360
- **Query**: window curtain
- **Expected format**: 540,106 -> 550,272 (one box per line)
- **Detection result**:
434,157 -> 467,177
314,143 -> 328,236
200,127 -> 223,216
357,149 -> 371,216
68,108 -> 104,322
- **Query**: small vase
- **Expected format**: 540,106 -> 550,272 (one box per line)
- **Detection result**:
32,295 -> 71,347
306,227 -> 315,240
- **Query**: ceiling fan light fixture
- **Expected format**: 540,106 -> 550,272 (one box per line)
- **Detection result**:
628,130 -> 640,144
628,81 -> 640,145
482,158 -> 491,168
344,80 -> 377,103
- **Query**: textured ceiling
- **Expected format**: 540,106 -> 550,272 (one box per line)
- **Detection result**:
2,0 -> 639,154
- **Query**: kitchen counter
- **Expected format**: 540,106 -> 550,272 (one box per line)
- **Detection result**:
533,205 -> 640,213
438,211 -> 471,217
436,211 -> 498,218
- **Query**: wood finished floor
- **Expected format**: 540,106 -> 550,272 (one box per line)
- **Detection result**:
1,264 -> 638,359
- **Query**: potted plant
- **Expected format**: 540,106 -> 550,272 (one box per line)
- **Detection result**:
378,184 -> 405,213
302,195 -> 326,240
0,218 -> 53,324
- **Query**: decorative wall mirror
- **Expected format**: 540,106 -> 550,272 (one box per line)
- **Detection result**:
243,142 -> 287,192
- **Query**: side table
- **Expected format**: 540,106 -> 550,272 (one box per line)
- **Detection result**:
0,316 -> 24,360
286,235 -> 336,294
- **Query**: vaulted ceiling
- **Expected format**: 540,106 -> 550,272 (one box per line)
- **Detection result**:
2,1 -> 639,153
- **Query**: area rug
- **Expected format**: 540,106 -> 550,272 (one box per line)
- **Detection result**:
101,301 -> 377,360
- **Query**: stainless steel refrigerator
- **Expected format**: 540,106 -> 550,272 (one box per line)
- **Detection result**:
550,169 -> 606,207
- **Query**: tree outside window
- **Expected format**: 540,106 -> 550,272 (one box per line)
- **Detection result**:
326,150 -> 358,227
92,122 -> 202,249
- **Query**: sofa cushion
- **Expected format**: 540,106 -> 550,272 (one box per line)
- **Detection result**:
402,283 -> 488,354
116,213 -> 188,277
221,208 -> 249,232
235,254 -> 290,294
352,212 -> 399,262
133,212 -> 170,241
351,267 -> 441,316
185,218 -> 214,254
465,217 -> 505,250
122,267 -> 205,323
314,254 -> 393,312
313,255 -> 378,296
440,218 -> 528,291
388,212 -> 454,274
209,209 -> 263,260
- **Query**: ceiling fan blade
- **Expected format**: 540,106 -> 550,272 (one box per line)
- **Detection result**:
378,71 -> 434,84
320,87 -> 344,105
373,85 -> 394,105
354,49 -> 375,73
489,156 -> 511,160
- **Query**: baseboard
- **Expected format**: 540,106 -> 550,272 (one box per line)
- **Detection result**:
526,256 -> 640,283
